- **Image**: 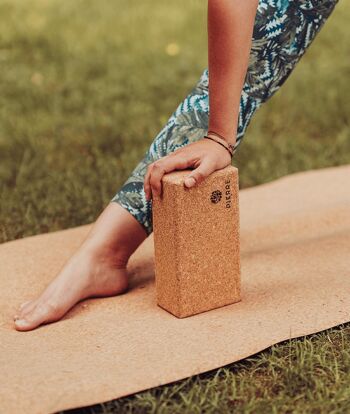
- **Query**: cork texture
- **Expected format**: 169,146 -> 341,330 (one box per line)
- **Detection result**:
0,164 -> 350,414
152,165 -> 241,318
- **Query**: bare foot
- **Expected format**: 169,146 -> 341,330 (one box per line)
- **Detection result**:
13,202 -> 148,332
13,246 -> 129,331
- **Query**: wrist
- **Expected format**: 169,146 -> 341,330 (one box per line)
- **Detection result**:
207,124 -> 237,146
204,133 -> 235,158
206,127 -> 237,146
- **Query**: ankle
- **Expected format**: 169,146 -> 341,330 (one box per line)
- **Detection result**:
78,239 -> 130,269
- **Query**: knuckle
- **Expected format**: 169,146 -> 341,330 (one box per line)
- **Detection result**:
172,149 -> 187,159
175,156 -> 187,164
152,161 -> 163,169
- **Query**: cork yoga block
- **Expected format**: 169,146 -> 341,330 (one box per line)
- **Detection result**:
152,164 -> 241,318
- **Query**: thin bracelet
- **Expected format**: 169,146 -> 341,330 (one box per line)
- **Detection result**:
203,135 -> 233,158
207,130 -> 236,154
205,132 -> 234,157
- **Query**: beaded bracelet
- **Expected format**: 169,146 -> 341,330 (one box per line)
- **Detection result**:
203,131 -> 235,158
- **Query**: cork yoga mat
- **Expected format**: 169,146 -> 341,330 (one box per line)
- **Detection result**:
1,164 -> 350,414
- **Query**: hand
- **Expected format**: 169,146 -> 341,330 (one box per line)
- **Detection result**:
144,137 -> 233,201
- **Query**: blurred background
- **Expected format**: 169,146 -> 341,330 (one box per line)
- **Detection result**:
0,0 -> 349,242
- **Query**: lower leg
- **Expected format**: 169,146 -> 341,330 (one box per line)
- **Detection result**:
14,202 -> 148,331
13,66 -> 224,332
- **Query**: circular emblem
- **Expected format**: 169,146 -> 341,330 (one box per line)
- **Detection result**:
210,190 -> 222,204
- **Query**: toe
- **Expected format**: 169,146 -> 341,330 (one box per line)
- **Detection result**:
14,318 -> 33,331
14,301 -> 59,331
20,300 -> 36,314
20,300 -> 31,311
13,301 -> 33,321
16,300 -> 37,320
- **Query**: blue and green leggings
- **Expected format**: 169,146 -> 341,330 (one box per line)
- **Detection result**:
111,0 -> 338,237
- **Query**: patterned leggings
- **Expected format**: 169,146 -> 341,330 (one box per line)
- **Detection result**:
111,0 -> 338,237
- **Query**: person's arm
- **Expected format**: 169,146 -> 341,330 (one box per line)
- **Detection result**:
207,0 -> 258,146
144,0 -> 259,200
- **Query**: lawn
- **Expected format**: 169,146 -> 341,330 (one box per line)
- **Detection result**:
1,0 -> 350,412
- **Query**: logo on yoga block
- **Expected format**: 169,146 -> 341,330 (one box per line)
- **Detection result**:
210,190 -> 222,204
210,179 -> 232,208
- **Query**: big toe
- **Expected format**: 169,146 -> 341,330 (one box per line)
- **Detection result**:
20,300 -> 36,315
14,302 -> 59,331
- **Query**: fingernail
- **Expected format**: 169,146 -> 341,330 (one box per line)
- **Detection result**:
185,177 -> 196,188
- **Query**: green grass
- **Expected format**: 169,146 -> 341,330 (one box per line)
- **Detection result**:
1,0 -> 349,412
63,326 -> 350,414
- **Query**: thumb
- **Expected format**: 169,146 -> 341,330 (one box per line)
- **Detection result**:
184,159 -> 213,188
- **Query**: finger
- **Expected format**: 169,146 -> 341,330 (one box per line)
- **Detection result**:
184,158 -> 215,188
144,164 -> 154,201
149,154 -> 192,198
144,160 -> 163,201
